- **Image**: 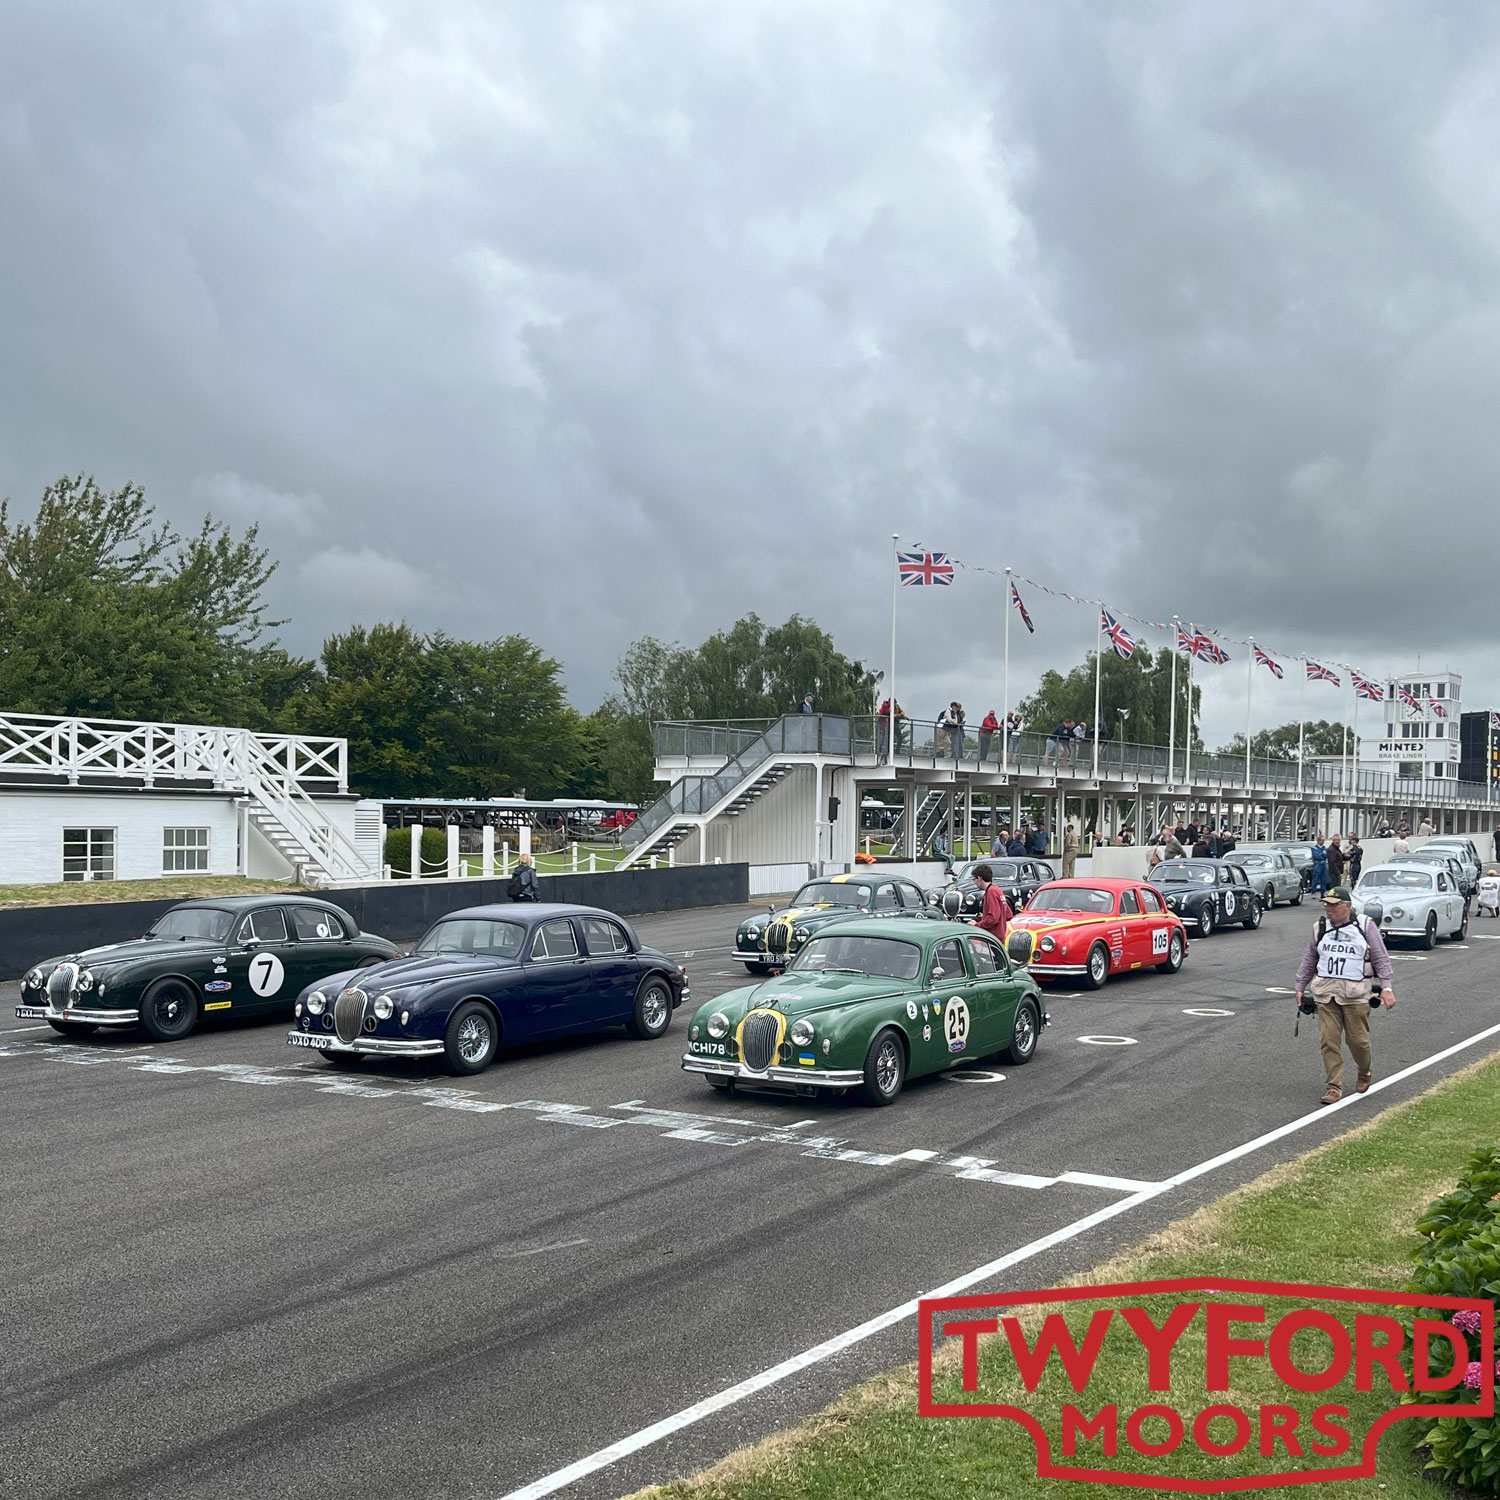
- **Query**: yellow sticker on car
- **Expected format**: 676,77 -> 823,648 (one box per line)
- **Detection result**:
203,1000 -> 232,1011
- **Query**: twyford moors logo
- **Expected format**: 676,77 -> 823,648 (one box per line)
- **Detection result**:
918,1277 -> 1496,1492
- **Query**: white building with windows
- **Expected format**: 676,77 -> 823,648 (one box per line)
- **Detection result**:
0,713 -> 381,887
1358,670 -> 1463,783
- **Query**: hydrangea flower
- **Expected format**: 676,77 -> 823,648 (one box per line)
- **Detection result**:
1463,1361 -> 1482,1390
1452,1310 -> 1483,1336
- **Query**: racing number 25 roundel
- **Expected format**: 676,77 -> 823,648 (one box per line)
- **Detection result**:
945,997 -> 970,1054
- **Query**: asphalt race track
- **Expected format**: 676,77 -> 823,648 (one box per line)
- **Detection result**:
5,898 -> 1500,1499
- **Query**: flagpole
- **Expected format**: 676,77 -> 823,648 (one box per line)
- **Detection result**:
1002,567 -> 1012,771
1297,666 -> 1306,800
1092,605 -> 1103,780
1244,636 -> 1254,796
888,533 -> 898,770
1168,617 -> 1178,789
1184,639 -> 1195,789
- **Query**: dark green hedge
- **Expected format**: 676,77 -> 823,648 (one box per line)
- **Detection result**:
382,826 -> 453,879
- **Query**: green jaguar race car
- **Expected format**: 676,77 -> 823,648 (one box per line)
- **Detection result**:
734,872 -> 941,973
685,918 -> 1047,1105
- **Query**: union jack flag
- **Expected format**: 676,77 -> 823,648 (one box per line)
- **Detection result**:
1010,582 -> 1034,634
1429,699 -> 1448,719
1491,712 -> 1500,731
1253,646 -> 1284,680
1351,672 -> 1384,702
897,551 -> 955,586
1396,684 -> 1421,712
1185,626 -> 1229,665
1101,608 -> 1136,659
1305,659 -> 1340,686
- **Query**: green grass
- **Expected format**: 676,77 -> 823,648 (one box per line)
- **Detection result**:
0,876 -> 300,909
455,842 -> 632,877
632,1050 -> 1500,1500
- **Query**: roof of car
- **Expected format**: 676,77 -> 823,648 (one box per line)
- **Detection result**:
1153,858 -> 1237,870
433,903 -> 626,923
174,893 -> 339,911
787,917 -> 966,942
1038,877 -> 1147,890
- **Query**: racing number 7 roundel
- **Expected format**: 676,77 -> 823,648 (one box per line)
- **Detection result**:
944,997 -> 970,1054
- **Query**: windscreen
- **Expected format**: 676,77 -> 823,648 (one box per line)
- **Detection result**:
956,861 -> 1019,882
789,934 -> 921,980
1027,886 -> 1116,915
1358,868 -> 1433,890
792,882 -> 869,909
1150,865 -> 1215,886
150,908 -> 233,941
416,919 -> 526,958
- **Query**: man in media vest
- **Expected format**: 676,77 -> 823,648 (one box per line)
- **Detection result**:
1293,885 -> 1395,1106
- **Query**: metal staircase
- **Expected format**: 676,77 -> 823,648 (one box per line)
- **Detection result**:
887,788 -> 951,854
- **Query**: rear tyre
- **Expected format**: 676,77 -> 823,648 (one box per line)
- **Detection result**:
1291,889 -> 1303,906
856,1029 -> 906,1106
1081,943 -> 1110,991
1263,884 -> 1277,909
442,1001 -> 499,1075
1422,914 -> 1438,951
1197,904 -> 1215,938
1161,929 -> 1186,973
626,976 -> 673,1040
1451,906 -> 1469,942
138,979 -> 198,1042
999,1000 -> 1039,1065
1243,899 -> 1262,931
46,1019 -> 98,1038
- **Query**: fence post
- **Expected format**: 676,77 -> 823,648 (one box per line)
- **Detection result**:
650,854 -> 658,869
482,824 -> 495,877
571,841 -> 578,872
447,824 -> 460,880
502,844 -> 511,878
410,826 -> 422,881
589,850 -> 597,873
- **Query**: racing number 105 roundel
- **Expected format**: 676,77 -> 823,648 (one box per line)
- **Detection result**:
945,996 -> 970,1053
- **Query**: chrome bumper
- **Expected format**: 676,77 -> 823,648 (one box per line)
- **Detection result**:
287,1031 -> 445,1057
1026,963 -> 1089,977
16,1004 -> 139,1026
682,1053 -> 863,1089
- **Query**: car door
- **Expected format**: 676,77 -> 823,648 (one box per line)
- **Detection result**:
928,937 -> 978,1063
230,906 -> 300,1012
1115,886 -> 1150,968
1137,885 -> 1174,962
286,904 -> 360,995
1216,866 -> 1240,924
897,879 -> 942,919
522,918 -> 598,1035
579,915 -> 639,1023
871,881 -> 901,921
965,933 -> 1017,1049
1435,872 -> 1456,928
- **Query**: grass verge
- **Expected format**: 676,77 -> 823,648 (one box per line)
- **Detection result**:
0,876 -> 300,909
632,1049 -> 1500,1499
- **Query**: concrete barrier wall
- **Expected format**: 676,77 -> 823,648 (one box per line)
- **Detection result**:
0,863 -> 751,980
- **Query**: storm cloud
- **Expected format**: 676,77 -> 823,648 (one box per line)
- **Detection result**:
3,0 -> 1499,744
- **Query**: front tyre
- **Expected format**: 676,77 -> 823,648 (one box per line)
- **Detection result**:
46,1019 -> 98,1038
626,976 -> 673,1040
442,1000 -> 499,1076
1000,1000 -> 1040,1065
856,1029 -> 906,1106
1081,942 -> 1110,991
1242,899 -> 1262,930
1421,914 -> 1438,950
138,979 -> 198,1042
1197,904 -> 1215,938
1263,884 -> 1277,909
1451,906 -> 1469,942
1161,929 -> 1186,973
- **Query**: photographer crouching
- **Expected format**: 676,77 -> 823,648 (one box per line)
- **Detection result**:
1293,885 -> 1395,1106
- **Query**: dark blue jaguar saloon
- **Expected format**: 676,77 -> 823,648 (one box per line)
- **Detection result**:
286,903 -> 688,1075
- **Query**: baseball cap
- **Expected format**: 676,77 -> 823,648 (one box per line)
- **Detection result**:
1322,886 -> 1353,904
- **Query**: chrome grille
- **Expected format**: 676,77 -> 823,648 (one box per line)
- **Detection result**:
47,963 -> 78,1011
765,922 -> 791,955
740,1011 -> 780,1072
334,987 -> 367,1045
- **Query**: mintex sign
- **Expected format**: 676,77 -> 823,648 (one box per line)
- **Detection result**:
918,1277 -> 1495,1492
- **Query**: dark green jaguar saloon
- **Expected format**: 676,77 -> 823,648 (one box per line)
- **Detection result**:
686,919 -> 1047,1105
15,895 -> 399,1041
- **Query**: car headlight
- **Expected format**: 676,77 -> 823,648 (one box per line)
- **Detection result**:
23,968 -> 42,989
373,994 -> 395,1020
1390,907 -> 1405,919
790,1018 -> 815,1046
793,928 -> 810,942
707,1012 -> 731,1039
306,991 -> 327,1015
295,1001 -> 303,1018
690,1024 -> 700,1040
77,970 -> 94,992
744,927 -> 761,941
1039,935 -> 1056,953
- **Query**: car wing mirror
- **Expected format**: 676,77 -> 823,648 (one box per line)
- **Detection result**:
1006,930 -> 1035,965
930,964 -> 945,980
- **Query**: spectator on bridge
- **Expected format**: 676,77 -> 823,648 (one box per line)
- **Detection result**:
1347,834 -> 1363,886
1027,821 -> 1049,857
971,864 -> 1013,942
1072,721 -> 1089,761
1045,719 -> 1074,766
935,702 -> 966,759
799,692 -> 815,714
1327,835 -> 1345,887
1006,711 -> 1024,735
979,709 -> 999,761
1309,836 -> 1329,896
877,699 -> 906,754
1062,822 -> 1079,877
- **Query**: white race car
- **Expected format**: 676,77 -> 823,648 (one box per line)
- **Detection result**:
1353,863 -> 1468,948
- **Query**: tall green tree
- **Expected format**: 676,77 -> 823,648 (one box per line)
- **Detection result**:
1018,646 -> 1201,750
1218,720 -> 1348,760
0,474 -> 302,724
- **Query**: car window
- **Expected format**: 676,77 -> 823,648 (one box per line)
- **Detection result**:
1218,868 -> 1234,885
151,907 -> 234,941
531,919 -> 580,960
791,934 -> 921,980
967,936 -> 1002,976
1138,887 -> 1164,914
1437,873 -> 1450,892
581,917 -> 631,955
1119,889 -> 1140,915
291,906 -> 346,941
898,880 -> 929,909
241,908 -> 288,943
1233,869 -> 1249,886
1028,886 -> 1116,914
932,939 -> 967,980
873,882 -> 899,912
417,918 -> 526,957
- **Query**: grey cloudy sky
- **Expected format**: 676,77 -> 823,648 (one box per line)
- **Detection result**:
4,1 -> 1500,746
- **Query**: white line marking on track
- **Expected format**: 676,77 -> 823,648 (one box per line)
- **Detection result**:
1390,955 -> 1429,962
1264,987 -> 1295,994
507,1239 -> 590,1258
941,1069 -> 1005,1084
1076,1035 -> 1137,1046
493,1015 -> 1500,1500
1182,1008 -> 1234,1017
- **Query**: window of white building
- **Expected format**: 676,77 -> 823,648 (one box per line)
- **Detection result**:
63,828 -> 115,881
163,826 -> 210,873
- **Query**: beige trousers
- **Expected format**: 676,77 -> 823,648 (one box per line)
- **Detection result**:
1312,978 -> 1372,1094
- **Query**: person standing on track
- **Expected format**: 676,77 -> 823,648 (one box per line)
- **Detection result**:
970,864 -> 1013,942
1294,886 -> 1394,1105
1347,834 -> 1363,887
1326,835 -> 1345,888
1062,821 -> 1079,877
1309,835 -> 1329,896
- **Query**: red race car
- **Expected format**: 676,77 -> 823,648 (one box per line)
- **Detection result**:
1006,877 -> 1188,990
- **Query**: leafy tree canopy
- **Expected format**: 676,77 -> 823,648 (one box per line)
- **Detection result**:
1218,720 -> 1348,760
1018,646 -> 1202,751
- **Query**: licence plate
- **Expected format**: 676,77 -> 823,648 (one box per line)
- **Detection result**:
15,1006 -> 46,1019
287,1033 -> 332,1049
